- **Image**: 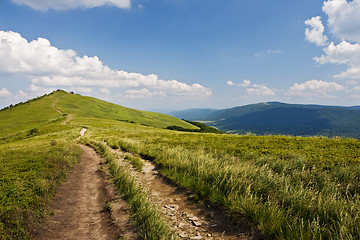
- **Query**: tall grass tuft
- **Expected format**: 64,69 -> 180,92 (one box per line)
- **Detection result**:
83,139 -> 174,240
0,137 -> 81,239
124,155 -> 144,172
105,137 -> 360,240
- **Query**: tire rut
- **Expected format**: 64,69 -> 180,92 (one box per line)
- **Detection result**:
114,149 -> 263,240
33,144 -> 138,240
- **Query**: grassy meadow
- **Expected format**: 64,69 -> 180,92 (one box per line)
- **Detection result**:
83,140 -> 175,239
1,90 -> 360,239
83,120 -> 360,240
0,90 -> 195,239
0,129 -> 81,239
0,93 -> 63,138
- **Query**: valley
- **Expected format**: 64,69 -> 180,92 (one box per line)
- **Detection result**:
170,102 -> 360,138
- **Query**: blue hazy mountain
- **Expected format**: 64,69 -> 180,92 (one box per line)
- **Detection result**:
169,102 -> 360,138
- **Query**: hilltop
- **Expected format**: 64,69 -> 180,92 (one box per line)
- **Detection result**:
170,102 -> 360,137
0,90 -> 196,140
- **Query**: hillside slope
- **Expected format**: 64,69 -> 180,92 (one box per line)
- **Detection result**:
0,93 -> 62,137
0,90 -> 196,138
55,91 -> 196,129
170,102 -> 360,138
169,108 -> 219,120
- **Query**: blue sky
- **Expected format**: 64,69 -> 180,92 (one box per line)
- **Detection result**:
0,0 -> 360,111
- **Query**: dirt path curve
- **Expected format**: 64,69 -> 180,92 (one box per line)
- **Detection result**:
52,98 -> 63,115
52,97 -> 72,124
115,150 -> 262,240
33,144 -> 138,240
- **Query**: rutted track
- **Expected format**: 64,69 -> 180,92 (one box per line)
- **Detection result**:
32,124 -> 259,239
113,148 -> 261,240
33,144 -> 138,240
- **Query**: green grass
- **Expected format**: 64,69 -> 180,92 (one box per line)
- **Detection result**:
124,155 -> 144,172
0,90 -> 193,239
166,120 -> 224,134
2,90 -> 360,239
83,140 -> 174,240
0,89 -> 196,140
83,120 -> 360,240
0,92 -> 63,138
0,134 -> 81,239
56,91 -> 197,129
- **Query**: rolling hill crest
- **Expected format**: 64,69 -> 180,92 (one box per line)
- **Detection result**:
170,102 -> 360,138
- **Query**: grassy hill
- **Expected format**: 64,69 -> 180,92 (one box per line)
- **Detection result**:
169,108 -> 219,120
56,91 -> 198,129
1,91 -> 360,239
0,90 -> 196,140
0,90 -> 196,239
0,93 -> 62,138
170,102 -> 360,137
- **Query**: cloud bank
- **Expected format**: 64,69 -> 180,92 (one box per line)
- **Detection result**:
226,79 -> 276,98
323,0 -> 360,42
314,41 -> 360,79
0,30 -> 211,99
11,0 -> 131,11
286,80 -> 344,97
306,0 -> 360,80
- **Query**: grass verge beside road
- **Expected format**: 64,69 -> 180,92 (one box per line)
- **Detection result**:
101,129 -> 360,240
83,139 -> 175,240
0,136 -> 80,239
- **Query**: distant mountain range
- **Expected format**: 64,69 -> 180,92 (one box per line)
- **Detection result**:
169,102 -> 360,138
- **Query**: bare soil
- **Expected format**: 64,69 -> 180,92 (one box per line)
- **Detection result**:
33,144 -> 138,240
115,150 -> 264,240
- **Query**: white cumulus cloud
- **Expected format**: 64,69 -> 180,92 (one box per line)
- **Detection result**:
227,80 -> 235,86
306,0 -> 360,81
0,88 -> 12,97
0,88 -> 30,109
28,84 -> 56,96
125,88 -> 166,99
11,0 -> 131,11
227,79 -> 251,87
314,41 -> 360,79
286,80 -> 344,97
15,90 -> 29,98
0,30 -> 212,98
246,84 -> 275,97
323,0 -> 360,42
305,16 -> 328,46
240,79 -> 251,87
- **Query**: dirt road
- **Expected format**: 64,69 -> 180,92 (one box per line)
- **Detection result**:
33,145 -> 137,240
33,134 -> 260,239
114,150 -> 262,240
